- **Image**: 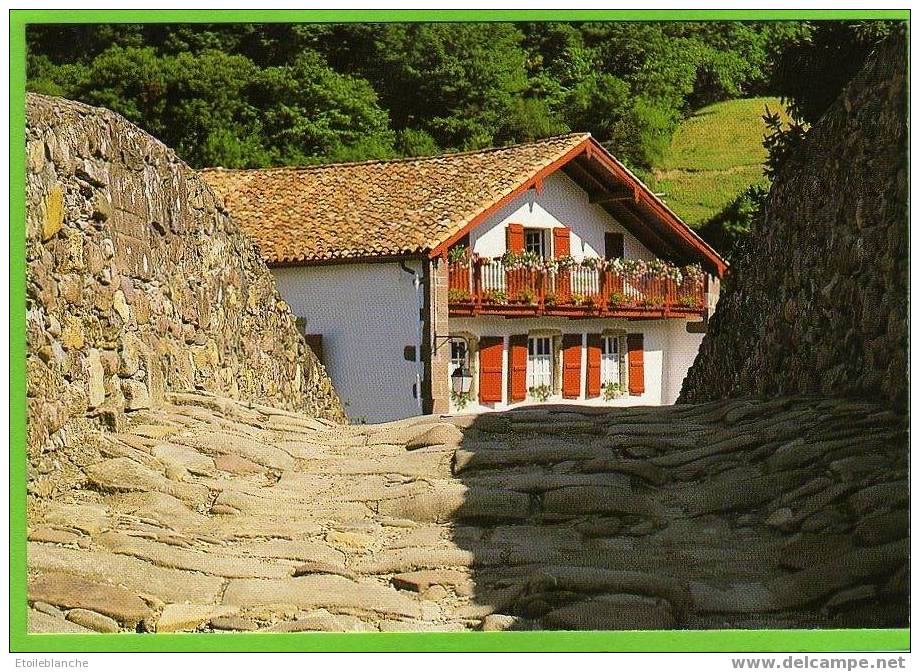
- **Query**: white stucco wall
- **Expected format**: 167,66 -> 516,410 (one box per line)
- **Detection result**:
450,317 -> 702,412
469,171 -> 656,261
268,169 -> 719,423
272,261 -> 425,424
448,315 -> 705,413
663,321 -> 706,403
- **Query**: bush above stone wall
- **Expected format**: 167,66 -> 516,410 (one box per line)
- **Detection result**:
26,94 -> 345,460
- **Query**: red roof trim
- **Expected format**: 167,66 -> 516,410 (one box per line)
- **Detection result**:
429,136 -> 728,278
429,139 -> 592,259
585,138 -> 728,277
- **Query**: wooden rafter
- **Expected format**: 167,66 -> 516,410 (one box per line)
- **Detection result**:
563,160 -> 610,196
430,136 -> 728,277
589,187 -> 637,204
607,201 -> 681,261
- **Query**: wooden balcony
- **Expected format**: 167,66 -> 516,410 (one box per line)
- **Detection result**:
448,259 -> 707,319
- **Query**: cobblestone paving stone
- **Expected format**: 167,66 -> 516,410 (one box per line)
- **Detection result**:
27,392 -> 908,632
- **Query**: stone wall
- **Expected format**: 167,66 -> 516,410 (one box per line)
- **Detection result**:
26,94 -> 345,463
426,258 -> 451,415
680,31 -> 908,409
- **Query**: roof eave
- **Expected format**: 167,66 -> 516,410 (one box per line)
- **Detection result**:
428,135 -> 593,260
267,250 -> 429,269
427,135 -> 729,278
585,138 -> 729,277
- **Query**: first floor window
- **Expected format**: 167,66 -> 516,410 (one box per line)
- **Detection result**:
601,335 -> 621,385
450,338 -> 468,376
524,228 -> 546,258
527,336 -> 553,390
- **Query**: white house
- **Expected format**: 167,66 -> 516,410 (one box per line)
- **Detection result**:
202,133 -> 727,423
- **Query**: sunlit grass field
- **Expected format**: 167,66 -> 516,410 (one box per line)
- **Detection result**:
650,97 -> 793,227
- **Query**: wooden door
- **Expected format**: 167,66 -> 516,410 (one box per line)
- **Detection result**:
605,232 -> 625,295
605,232 -> 624,259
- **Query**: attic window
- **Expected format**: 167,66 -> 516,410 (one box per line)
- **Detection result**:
524,228 -> 546,258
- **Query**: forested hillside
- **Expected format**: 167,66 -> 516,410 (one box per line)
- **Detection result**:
27,20 -> 898,254
26,22 -> 887,168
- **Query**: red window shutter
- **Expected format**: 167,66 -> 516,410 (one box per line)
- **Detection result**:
627,333 -> 645,396
553,227 -> 571,258
478,337 -> 504,403
562,334 -> 581,399
586,334 -> 602,398
553,227 -> 572,297
506,223 -> 525,253
508,334 -> 528,402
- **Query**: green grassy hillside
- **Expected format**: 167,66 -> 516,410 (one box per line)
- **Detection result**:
649,97 -> 792,227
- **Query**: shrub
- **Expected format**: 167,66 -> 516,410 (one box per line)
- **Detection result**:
483,289 -> 507,303
608,292 -> 628,307
447,244 -> 469,265
450,390 -> 472,410
528,384 -> 552,402
603,381 -> 622,401
448,288 -> 471,302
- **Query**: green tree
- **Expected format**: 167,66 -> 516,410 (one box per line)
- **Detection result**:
771,21 -> 898,125
763,22 -> 899,178
252,52 -> 396,164
26,20 -> 864,172
698,184 -> 768,259
359,23 -> 539,150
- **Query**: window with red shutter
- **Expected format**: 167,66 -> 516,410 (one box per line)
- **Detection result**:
553,227 -> 571,258
586,334 -> 602,398
562,334 -> 582,399
508,334 -> 528,402
478,337 -> 504,403
627,333 -> 645,395
506,223 -> 525,253
523,228 -> 547,257
553,227 -> 572,298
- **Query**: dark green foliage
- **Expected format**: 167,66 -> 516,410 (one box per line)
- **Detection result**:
698,184 -> 768,259
26,20 -> 895,172
761,21 -> 901,181
358,23 -> 536,150
762,106 -> 808,181
770,21 -> 899,125
763,21 -> 901,183
251,52 -> 396,165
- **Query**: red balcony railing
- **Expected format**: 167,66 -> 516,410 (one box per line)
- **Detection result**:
448,259 -> 707,318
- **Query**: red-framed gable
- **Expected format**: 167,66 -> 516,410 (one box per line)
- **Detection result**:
429,136 -> 728,278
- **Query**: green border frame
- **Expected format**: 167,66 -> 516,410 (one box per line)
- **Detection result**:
9,8 -> 910,654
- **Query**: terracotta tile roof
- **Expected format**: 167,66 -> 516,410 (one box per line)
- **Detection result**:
200,133 -> 590,265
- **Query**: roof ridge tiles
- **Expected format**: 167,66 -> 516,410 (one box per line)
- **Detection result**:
199,131 -> 725,274
199,132 -> 591,174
